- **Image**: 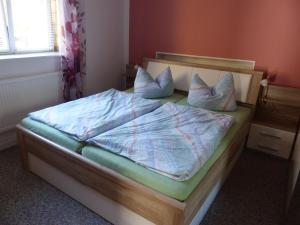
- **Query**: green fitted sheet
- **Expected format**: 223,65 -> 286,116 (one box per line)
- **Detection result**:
21,118 -> 84,153
126,88 -> 186,104
81,102 -> 252,201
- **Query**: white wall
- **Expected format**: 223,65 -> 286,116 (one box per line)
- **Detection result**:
294,133 -> 300,174
291,134 -> 300,194
83,0 -> 129,95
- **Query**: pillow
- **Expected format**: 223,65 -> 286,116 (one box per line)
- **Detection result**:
188,73 -> 237,111
134,67 -> 174,98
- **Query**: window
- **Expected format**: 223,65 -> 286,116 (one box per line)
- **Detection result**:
0,0 -> 57,54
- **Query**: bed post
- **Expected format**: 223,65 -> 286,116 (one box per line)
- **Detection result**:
17,126 -> 29,170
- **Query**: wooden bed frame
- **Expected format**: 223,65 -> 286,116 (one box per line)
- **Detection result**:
17,58 -> 263,225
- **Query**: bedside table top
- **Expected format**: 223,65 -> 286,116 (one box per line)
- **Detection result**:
254,110 -> 298,133
256,85 -> 300,133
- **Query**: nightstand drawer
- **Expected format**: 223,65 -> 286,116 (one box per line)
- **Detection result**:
247,124 -> 295,159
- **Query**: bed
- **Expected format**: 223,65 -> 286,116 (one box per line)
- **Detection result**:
17,57 -> 263,225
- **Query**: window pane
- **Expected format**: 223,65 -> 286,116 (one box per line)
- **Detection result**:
10,0 -> 54,52
0,0 -> 9,52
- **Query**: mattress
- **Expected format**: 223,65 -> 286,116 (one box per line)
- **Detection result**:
21,90 -> 186,153
126,87 -> 186,104
21,117 -> 83,153
82,103 -> 252,201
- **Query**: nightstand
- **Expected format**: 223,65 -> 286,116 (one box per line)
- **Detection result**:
246,85 -> 300,159
122,64 -> 137,90
247,123 -> 296,159
251,85 -> 300,214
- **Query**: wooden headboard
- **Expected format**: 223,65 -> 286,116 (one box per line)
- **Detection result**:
143,58 -> 264,105
156,52 -> 256,70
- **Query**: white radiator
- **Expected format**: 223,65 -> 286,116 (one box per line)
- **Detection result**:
0,72 -> 63,150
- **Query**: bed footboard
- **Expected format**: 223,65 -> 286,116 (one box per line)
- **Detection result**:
16,121 -> 249,225
16,125 -> 186,225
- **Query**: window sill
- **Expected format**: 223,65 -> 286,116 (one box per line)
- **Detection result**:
0,52 -> 61,78
0,52 -> 61,60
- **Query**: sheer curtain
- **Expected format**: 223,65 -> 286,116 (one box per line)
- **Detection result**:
58,0 -> 86,101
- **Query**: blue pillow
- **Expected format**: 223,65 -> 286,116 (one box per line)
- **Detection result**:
134,67 -> 174,98
188,73 -> 237,111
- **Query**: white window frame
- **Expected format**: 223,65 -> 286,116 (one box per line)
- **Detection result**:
0,0 -> 57,55
0,0 -> 9,53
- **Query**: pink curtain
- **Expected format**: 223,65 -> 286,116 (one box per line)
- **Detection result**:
58,0 -> 86,101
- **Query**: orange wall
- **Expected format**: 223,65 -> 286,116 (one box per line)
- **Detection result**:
129,0 -> 300,88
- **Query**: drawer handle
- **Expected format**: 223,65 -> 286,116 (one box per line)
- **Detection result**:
257,144 -> 278,152
259,132 -> 281,140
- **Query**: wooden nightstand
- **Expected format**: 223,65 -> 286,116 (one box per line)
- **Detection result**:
249,85 -> 300,214
246,85 -> 300,159
247,123 -> 296,159
122,64 -> 137,90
